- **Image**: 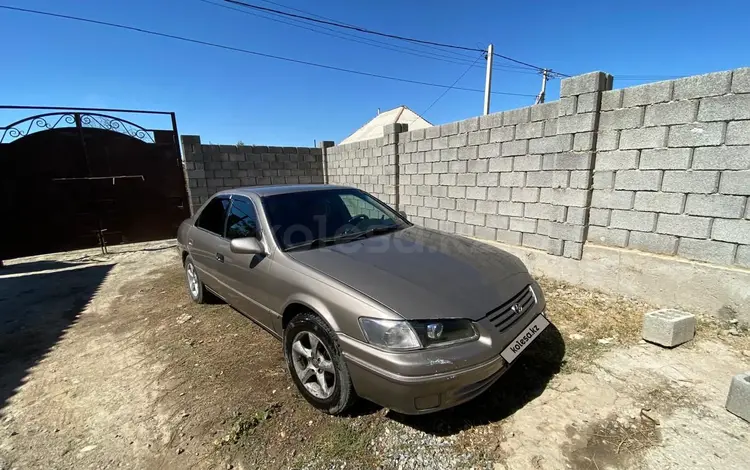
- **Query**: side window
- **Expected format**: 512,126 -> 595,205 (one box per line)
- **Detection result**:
339,193 -> 387,220
196,197 -> 230,236
226,197 -> 260,240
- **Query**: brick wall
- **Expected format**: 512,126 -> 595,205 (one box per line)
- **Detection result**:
181,135 -> 323,212
589,69 -> 750,268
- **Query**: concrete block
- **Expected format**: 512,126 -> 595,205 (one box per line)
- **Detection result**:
560,71 -> 608,97
600,89 -> 623,111
610,209 -> 656,232
418,139 -> 433,151
657,214 -> 711,238
592,189 -> 634,209
440,148 -> 459,161
499,172 -> 526,187
466,186 -> 487,200
449,160 -> 467,173
712,218 -> 750,244
522,233 -> 550,250
673,71 -> 731,100
468,158 -> 489,173
577,92 -> 600,113
496,230 -> 523,245
433,136 -> 449,150
685,194 -> 745,218
726,372 -> 750,423
524,203 -> 564,221
543,152 -> 594,170
504,107 -> 532,125
560,96 -> 577,116
548,222 -> 586,242
513,154 -> 542,171
468,130 -> 490,145
529,135 -> 573,154
563,240 -> 584,259
615,170 -> 662,191
622,81 -> 673,108
593,171 -> 615,189
698,94 -> 750,121
490,126 -> 515,143
558,113 -> 597,134
597,130 -> 620,151
566,206 -> 588,224
569,170 -> 590,189
501,140 -> 528,156
587,226 -> 629,247
620,127 -> 668,149
530,101 -> 559,121
458,146 -> 478,160
726,121 -> 750,145
629,231 -> 677,255
737,245 -> 750,268
678,238 -> 737,265
634,191 -> 685,214
547,237 -> 564,255
488,157 -> 512,172
662,170 -> 719,194
512,187 -> 541,202
440,122 -> 459,136
477,172 -> 499,187
497,201 -> 525,217
540,188 -> 590,207
478,113 -> 503,130
640,148 -> 691,170
486,214 -> 510,229
567,133 -> 593,154
642,309 -> 696,347
526,171 -> 553,188
458,118 -> 479,134
732,68 -> 750,93
597,150 -> 639,170
644,100 -> 698,126
589,208 -> 611,226
544,119 -> 558,137
719,170 -> 750,195
515,121 -> 543,140
488,186 -> 511,201
599,107 -> 644,130
449,133 -> 468,148
692,146 -> 750,170
478,143 -> 501,159
509,217 -> 538,233
668,122 -> 725,147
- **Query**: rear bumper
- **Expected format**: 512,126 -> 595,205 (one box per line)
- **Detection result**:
343,345 -> 511,414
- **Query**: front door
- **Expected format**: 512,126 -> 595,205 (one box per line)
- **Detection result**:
189,196 -> 231,298
217,196 -> 273,329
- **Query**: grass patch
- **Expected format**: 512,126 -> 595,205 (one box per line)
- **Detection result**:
215,403 -> 282,446
292,417 -> 381,469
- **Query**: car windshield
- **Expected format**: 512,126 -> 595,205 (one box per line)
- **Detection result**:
262,188 -> 408,251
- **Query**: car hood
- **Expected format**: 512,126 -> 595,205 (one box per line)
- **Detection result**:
287,226 -> 532,320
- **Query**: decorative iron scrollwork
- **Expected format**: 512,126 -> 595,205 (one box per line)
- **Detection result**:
0,112 -> 155,144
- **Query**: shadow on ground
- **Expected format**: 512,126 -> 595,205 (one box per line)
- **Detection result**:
390,323 -> 565,436
0,263 -> 113,411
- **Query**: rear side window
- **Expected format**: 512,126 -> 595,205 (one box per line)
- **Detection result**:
196,197 -> 230,236
226,197 -> 260,239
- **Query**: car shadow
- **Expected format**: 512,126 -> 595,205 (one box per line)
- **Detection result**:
388,323 -> 566,436
0,263 -> 114,412
0,260 -> 92,276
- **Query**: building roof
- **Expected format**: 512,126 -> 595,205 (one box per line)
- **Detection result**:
339,106 -> 432,145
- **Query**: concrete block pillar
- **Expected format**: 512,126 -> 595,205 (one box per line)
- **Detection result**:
180,134 -> 207,214
381,123 -> 407,210
318,140 -> 334,184
547,71 -> 613,259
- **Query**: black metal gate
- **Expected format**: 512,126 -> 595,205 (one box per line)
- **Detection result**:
0,106 -> 190,260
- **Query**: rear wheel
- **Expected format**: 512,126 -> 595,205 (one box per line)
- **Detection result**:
284,312 -> 357,415
184,255 -> 208,304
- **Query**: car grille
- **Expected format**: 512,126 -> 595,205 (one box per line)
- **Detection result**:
485,285 -> 536,332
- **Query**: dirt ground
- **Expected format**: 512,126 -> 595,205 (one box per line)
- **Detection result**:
0,241 -> 748,470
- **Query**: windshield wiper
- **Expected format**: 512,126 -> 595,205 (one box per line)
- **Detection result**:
344,224 -> 403,242
285,237 -> 339,252
285,225 -> 404,251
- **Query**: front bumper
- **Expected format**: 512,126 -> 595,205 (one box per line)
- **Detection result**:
338,298 -> 544,415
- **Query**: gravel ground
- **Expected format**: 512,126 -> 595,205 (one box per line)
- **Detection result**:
1,241 -> 748,469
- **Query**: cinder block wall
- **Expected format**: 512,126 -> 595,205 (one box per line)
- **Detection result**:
181,135 -> 323,212
589,69 -> 750,268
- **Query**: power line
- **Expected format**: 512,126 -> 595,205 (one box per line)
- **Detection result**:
224,0 -> 484,53
414,53 -> 485,121
197,0 -> 527,72
0,4 -> 536,98
198,0 -> 536,74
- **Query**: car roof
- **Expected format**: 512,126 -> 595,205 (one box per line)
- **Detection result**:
217,184 -> 354,197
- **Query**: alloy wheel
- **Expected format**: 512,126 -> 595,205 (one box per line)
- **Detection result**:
291,331 -> 336,399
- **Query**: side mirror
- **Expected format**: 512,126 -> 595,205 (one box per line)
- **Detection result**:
398,210 -> 409,220
230,237 -> 265,255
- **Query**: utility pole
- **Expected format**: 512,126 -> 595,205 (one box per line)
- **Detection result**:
483,44 -> 494,115
535,69 -> 550,105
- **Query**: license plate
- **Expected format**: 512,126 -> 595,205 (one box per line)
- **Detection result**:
500,314 -> 549,363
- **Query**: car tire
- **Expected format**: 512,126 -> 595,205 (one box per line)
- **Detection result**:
284,312 -> 357,415
184,255 -> 208,304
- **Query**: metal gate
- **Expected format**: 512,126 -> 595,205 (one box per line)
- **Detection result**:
0,106 -> 190,259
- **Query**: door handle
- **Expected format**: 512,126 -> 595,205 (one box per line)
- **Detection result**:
216,253 -> 224,262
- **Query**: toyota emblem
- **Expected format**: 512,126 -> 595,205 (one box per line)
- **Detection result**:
511,303 -> 522,315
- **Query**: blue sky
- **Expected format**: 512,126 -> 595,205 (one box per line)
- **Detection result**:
1,0 -> 748,146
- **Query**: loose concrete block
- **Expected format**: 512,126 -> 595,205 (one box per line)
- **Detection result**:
726,372 -> 750,423
642,309 -> 696,347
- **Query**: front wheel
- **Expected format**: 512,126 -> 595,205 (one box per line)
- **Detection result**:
284,312 -> 357,415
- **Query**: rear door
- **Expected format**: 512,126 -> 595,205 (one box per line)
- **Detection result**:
217,195 -> 273,329
189,195 -> 230,297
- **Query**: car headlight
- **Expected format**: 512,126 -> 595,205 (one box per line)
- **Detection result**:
358,318 -> 478,350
